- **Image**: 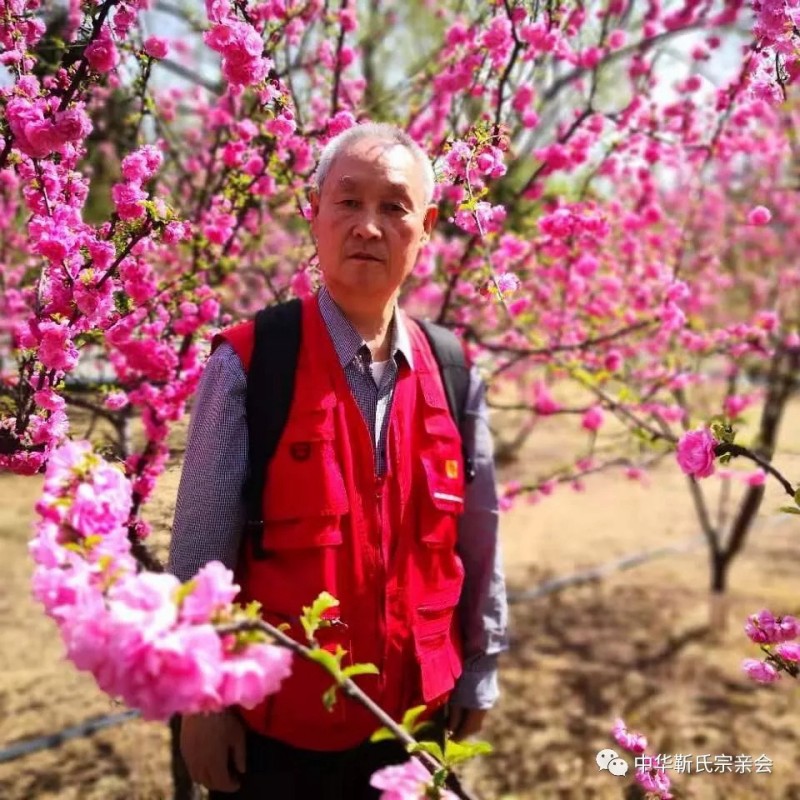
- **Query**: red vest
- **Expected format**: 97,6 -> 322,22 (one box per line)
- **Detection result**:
217,296 -> 465,751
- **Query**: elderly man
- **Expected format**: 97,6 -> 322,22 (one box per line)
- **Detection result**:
169,123 -> 508,799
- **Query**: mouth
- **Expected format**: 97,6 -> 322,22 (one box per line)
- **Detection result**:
348,253 -> 384,262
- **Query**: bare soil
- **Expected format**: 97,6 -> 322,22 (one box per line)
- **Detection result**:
2,402 -> 800,800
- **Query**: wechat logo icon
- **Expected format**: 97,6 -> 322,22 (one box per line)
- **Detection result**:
596,748 -> 629,777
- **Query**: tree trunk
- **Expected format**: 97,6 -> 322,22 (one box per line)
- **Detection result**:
710,345 -> 799,630
708,552 -> 730,636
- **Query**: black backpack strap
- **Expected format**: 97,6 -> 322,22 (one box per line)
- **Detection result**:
244,298 -> 303,558
416,319 -> 476,483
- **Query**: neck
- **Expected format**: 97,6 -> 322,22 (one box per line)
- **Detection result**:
327,287 -> 396,361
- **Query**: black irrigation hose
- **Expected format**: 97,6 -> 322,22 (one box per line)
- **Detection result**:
507,535 -> 706,604
507,511 -> 790,604
0,710 -> 140,764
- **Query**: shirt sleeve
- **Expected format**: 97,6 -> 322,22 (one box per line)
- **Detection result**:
451,365 -> 509,710
168,342 -> 248,583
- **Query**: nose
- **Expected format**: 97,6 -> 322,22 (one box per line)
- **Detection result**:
352,209 -> 382,240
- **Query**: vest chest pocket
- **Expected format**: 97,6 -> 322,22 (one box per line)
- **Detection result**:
255,408 -> 349,625
419,454 -> 464,547
264,407 -> 350,529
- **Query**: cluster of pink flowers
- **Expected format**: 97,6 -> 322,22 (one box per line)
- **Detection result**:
370,758 -> 456,800
204,20 -> 273,87
612,719 -> 673,800
742,610 -> 800,684
751,1 -> 800,98
30,441 -> 293,719
6,91 -> 92,160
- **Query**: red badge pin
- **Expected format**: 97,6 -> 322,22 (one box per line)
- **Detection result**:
290,442 -> 312,461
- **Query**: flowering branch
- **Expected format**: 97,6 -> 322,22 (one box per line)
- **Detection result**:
713,442 -> 796,498
215,617 -> 478,800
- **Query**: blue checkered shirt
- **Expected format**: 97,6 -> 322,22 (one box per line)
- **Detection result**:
169,287 -> 508,709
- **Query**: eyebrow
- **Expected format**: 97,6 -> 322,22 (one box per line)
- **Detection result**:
336,176 -> 414,200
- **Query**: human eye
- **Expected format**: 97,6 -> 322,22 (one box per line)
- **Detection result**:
383,201 -> 407,213
338,198 -> 360,209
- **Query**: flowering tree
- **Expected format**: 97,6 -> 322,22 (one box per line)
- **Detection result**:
2,0 -> 800,796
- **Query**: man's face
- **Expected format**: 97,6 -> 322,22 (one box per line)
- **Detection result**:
310,137 -> 437,305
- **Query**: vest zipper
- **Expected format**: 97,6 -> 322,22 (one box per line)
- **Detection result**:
375,472 -> 387,681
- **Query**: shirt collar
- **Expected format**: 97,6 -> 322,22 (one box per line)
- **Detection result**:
317,285 -> 415,370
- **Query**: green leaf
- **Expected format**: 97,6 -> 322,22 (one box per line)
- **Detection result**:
300,591 -> 339,640
794,488 -> 800,507
401,705 -> 429,733
174,579 -> 197,607
370,726 -> 397,743
322,685 -> 338,712
432,768 -> 450,789
243,600 -> 262,618
779,506 -> 800,515
306,647 -> 343,679
408,740 -> 445,764
443,738 -> 493,767
341,662 -> 379,680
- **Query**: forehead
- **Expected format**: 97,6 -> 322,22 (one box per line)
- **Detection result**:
325,138 -> 424,197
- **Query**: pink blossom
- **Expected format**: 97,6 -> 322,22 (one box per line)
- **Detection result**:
494,272 -> 520,296
607,29 -> 627,49
219,643 -> 293,708
43,440 -> 93,488
85,31 -> 120,73
179,562 -> 239,623
327,111 -> 356,137
104,391 -> 129,411
745,610 -> 800,644
223,52 -> 271,86
612,718 -> 647,753
747,205 -> 772,225
112,183 -> 147,220
581,406 -> 604,432
532,380 -> 560,415
67,464 -> 131,537
635,762 -> 673,799
34,389 -> 66,413
38,320 -> 79,372
121,146 -> 164,183
744,469 -> 766,487
370,757 -> 456,800
723,393 -> 750,418
143,36 -> 169,59
775,642 -> 800,662
453,202 -> 506,235
675,428 -> 717,478
742,658 -> 780,684
290,269 -> 315,299
604,351 -> 623,372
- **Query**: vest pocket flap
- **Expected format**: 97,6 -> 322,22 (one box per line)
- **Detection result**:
261,519 -> 345,549
416,592 -> 460,637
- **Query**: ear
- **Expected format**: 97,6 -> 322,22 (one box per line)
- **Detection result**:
308,188 -> 320,219
308,188 -> 321,238
421,204 -> 438,243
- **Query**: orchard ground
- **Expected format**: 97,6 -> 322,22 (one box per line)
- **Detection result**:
2,395 -> 800,800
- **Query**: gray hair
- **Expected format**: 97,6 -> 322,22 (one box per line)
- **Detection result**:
313,122 -> 436,205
